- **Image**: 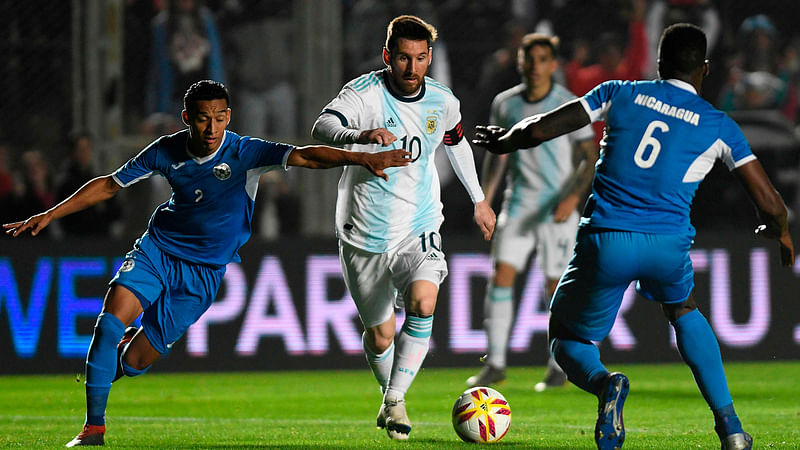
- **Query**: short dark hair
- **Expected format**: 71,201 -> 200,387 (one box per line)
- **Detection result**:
658,23 -> 707,78
519,33 -> 559,59
385,15 -> 437,53
183,80 -> 230,112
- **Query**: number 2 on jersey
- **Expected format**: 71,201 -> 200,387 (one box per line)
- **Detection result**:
633,120 -> 669,169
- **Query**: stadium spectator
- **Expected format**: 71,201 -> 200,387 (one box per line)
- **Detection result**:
144,0 -> 225,134
717,15 -> 797,122
55,131 -> 123,237
467,33 -> 598,392
3,80 -> 410,447
474,23 -> 794,450
16,150 -> 56,237
311,15 -> 495,441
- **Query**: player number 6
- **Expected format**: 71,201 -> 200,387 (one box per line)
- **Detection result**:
634,120 -> 669,169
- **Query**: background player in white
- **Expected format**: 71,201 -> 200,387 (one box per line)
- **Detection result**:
4,80 -> 409,447
466,33 -> 598,391
311,15 -> 495,441
475,24 -> 793,450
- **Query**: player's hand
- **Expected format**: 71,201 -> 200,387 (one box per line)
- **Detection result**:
473,200 -> 496,241
3,212 -> 53,237
473,125 -> 513,154
358,128 -> 397,146
553,194 -> 580,222
363,149 -> 411,181
755,225 -> 795,267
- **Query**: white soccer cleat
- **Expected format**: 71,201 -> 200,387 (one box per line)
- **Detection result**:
383,398 -> 411,440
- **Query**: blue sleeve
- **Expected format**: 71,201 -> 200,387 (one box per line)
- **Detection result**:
719,115 -> 755,169
112,140 -> 162,187
581,80 -> 625,122
238,137 -> 295,169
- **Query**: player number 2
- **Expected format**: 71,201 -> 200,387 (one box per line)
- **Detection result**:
633,120 -> 669,169
194,189 -> 203,203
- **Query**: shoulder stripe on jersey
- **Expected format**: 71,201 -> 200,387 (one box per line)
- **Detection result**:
112,171 -> 154,188
425,77 -> 453,95
321,108 -> 348,127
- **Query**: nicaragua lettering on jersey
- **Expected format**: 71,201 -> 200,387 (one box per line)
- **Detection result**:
579,79 -> 756,236
490,83 -> 594,221
112,129 -> 293,266
320,69 -> 462,252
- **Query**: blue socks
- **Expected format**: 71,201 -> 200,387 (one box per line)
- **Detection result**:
673,309 -> 742,437
85,313 -> 125,426
550,337 -> 608,395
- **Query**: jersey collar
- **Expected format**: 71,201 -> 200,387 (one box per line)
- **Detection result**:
187,130 -> 227,165
665,79 -> 697,95
382,69 -> 426,103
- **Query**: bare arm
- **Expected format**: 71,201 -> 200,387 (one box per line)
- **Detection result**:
287,145 -> 410,181
4,175 -> 122,237
473,100 -> 592,154
480,152 -> 508,207
733,159 -> 794,266
553,139 -> 599,222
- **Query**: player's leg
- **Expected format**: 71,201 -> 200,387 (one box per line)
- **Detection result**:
467,262 -> 516,387
67,284 -> 144,447
548,229 -> 636,449
468,214 -> 533,386
662,297 -> 751,449
339,241 -> 396,394
535,214 -> 579,391
383,279 -> 438,440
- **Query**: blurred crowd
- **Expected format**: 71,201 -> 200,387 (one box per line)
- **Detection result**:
2,0 -> 799,240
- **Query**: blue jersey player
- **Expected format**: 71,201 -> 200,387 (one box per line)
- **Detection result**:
475,24 -> 794,450
3,80 -> 409,447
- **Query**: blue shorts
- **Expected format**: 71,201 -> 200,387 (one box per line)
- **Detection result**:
550,228 -> 694,342
110,234 -> 226,354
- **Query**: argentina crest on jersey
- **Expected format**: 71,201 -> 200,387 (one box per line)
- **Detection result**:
213,162 -> 231,180
425,110 -> 438,135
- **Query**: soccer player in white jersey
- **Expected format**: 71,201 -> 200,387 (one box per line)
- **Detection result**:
311,15 -> 495,441
4,80 -> 410,447
466,33 -> 598,391
475,24 -> 794,450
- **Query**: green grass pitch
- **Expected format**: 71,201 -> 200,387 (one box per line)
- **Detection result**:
2,362 -> 798,448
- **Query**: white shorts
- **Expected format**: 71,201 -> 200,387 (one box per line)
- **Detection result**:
339,231 -> 449,328
493,209 -> 579,279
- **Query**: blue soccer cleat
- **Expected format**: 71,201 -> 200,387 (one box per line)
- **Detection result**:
721,431 -> 753,450
595,372 -> 629,450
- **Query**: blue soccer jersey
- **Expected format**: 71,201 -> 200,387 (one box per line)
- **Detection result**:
579,79 -> 755,236
112,129 -> 293,266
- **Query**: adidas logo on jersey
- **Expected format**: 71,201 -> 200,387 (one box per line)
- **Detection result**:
426,252 -> 440,261
386,117 -> 396,127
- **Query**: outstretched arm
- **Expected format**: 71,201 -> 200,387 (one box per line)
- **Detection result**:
473,100 -> 591,154
4,175 -> 122,237
311,112 -> 398,146
287,145 -> 410,181
733,159 -> 794,266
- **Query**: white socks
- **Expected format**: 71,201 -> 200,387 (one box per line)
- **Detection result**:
484,286 -> 513,369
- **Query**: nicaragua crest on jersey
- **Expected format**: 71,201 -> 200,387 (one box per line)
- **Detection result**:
213,163 -> 231,180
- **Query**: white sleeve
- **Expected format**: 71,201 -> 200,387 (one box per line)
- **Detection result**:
445,139 -> 485,204
310,85 -> 364,145
311,112 -> 361,145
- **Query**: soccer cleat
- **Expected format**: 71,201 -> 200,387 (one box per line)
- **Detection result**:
721,432 -> 753,450
65,424 -> 105,447
595,372 -> 629,450
465,364 -> 506,388
376,403 -> 387,429
534,361 -> 568,392
383,398 -> 411,440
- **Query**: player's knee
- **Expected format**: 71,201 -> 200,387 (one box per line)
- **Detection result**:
364,328 -> 394,353
661,296 -> 697,323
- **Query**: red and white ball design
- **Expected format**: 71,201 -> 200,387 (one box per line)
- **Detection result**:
452,386 -> 511,443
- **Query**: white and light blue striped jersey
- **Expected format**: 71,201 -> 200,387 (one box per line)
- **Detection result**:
491,83 -> 594,222
112,129 -> 293,266
579,79 -> 755,236
321,69 -> 465,253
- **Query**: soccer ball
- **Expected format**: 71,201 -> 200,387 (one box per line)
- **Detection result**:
451,386 -> 511,443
